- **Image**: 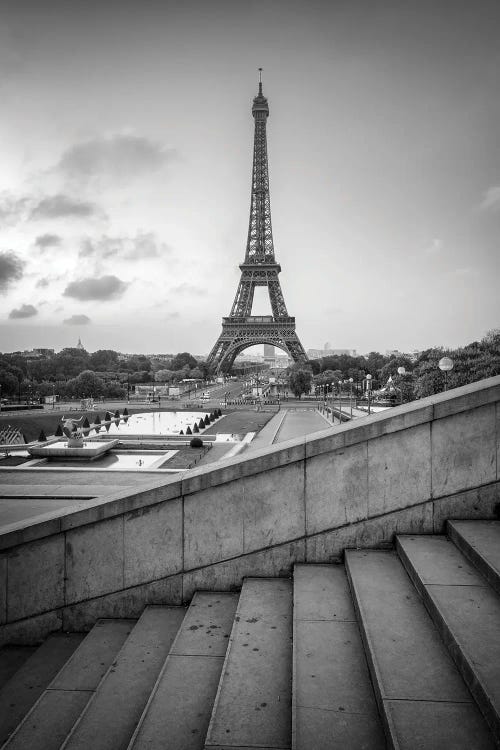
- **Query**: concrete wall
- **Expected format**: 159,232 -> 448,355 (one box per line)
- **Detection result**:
1,376 -> 500,644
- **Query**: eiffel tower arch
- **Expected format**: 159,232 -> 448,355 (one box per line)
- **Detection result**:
207,73 -> 308,373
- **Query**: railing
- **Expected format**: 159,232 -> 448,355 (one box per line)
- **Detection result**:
222,316 -> 295,325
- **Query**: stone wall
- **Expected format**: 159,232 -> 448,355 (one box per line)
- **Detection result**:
1,376 -> 499,643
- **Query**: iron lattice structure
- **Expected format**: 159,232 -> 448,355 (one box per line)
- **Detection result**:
207,77 -> 307,372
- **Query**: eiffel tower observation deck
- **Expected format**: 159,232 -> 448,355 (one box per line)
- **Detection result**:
207,72 -> 308,372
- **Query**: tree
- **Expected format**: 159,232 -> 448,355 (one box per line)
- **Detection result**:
155,369 -> 175,382
171,352 -> 198,371
90,349 -> 119,371
53,348 -> 91,379
66,370 -> 105,398
289,367 -> 312,399
0,369 -> 19,397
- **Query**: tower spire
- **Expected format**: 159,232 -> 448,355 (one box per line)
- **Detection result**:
258,67 -> 263,95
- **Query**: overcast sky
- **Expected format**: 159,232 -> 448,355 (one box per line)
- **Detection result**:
1,0 -> 499,356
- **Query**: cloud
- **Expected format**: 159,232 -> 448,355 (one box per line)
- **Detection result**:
9,303 -> 38,319
79,232 -> 167,260
63,274 -> 128,301
171,282 -> 206,295
0,250 -> 25,291
35,233 -> 62,249
480,186 -> 500,212
64,314 -> 92,325
36,278 -> 50,288
57,134 -> 175,183
450,267 -> 479,278
30,194 -> 101,220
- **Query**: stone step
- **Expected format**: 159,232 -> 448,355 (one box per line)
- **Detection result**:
0,633 -> 84,746
62,606 -> 185,750
397,535 -> 500,746
3,619 -> 134,750
204,578 -> 293,750
129,592 -> 238,750
346,549 -> 495,749
292,564 -> 385,750
447,520 -> 500,595
0,646 -> 37,691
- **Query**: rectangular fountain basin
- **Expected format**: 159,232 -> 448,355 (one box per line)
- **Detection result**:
28,439 -> 120,460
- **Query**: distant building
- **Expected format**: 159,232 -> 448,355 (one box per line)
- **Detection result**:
76,337 -> 85,351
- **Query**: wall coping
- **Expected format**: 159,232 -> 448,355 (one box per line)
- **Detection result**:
1,375 -> 499,552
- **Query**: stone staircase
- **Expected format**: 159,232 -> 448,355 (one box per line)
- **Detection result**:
0,520 -> 498,750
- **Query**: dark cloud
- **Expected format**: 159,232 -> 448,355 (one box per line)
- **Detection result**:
9,303 -> 38,319
0,250 -> 25,291
36,278 -> 50,288
30,194 -> 101,220
57,134 -> 175,182
63,274 -> 128,301
64,314 -> 91,325
35,233 -> 62,249
79,231 -> 166,260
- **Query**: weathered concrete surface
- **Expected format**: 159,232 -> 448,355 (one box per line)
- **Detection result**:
0,634 -> 83,745
346,549 -> 495,748
3,619 -> 134,750
205,578 -> 293,749
293,565 -> 384,750
397,535 -> 500,743
7,535 -> 65,620
130,593 -> 237,750
447,520 -> 500,594
64,606 -> 185,750
1,376 -> 500,643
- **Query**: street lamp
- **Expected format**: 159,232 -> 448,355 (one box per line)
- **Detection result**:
366,374 -> 372,415
330,382 -> 335,423
349,377 -> 353,417
438,357 -> 454,392
397,366 -> 406,405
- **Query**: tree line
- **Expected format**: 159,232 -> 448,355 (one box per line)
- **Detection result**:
0,349 -> 212,401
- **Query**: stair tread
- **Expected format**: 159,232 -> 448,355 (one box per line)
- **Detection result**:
3,619 -> 134,750
0,633 -> 84,746
448,520 -> 500,593
346,549 -> 495,749
293,565 -> 385,750
205,578 -> 293,750
63,606 -> 185,750
398,535 -> 500,743
0,646 -> 37,691
129,593 -> 237,750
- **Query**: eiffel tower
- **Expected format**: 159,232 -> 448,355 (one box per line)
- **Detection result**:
207,72 -> 308,373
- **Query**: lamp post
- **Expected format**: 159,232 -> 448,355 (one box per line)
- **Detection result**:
366,374 -> 372,415
330,382 -> 335,423
349,377 -> 353,417
338,380 -> 342,423
397,366 -> 406,405
438,357 -> 454,391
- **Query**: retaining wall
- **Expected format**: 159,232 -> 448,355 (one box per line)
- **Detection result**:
1,376 -> 500,644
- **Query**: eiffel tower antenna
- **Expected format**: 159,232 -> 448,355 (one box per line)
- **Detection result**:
207,78 -> 307,373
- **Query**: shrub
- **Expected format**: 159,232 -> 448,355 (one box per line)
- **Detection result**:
123,408 -> 129,416
55,424 -> 63,436
199,418 -> 205,428
82,417 -> 90,428
186,426 -> 192,435
193,423 -> 199,433
94,414 -> 101,424
114,409 -> 120,418
179,429 -> 184,435
105,411 -> 112,421
190,437 -> 203,448
38,429 -> 47,442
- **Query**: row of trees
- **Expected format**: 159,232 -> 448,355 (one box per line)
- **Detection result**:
0,349 -> 211,401
1,331 -> 499,402
286,329 -> 500,400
